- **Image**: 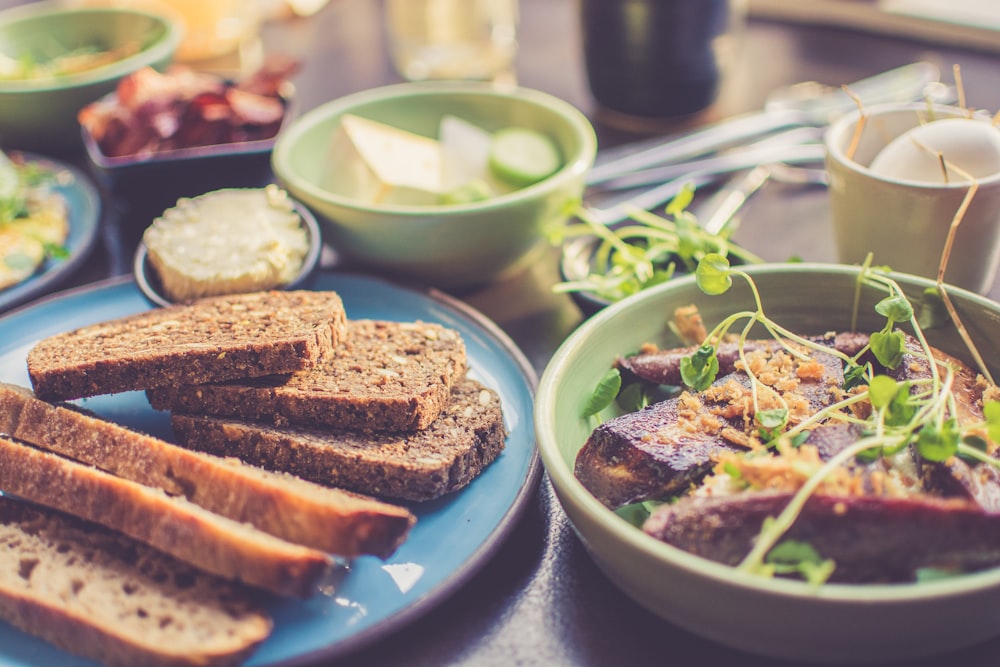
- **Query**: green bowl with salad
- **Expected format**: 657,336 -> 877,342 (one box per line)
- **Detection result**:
272,81 -> 597,289
0,1 -> 182,151
536,261 -> 1000,663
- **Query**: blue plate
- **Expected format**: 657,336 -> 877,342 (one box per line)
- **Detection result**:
0,152 -> 101,315
0,272 -> 540,667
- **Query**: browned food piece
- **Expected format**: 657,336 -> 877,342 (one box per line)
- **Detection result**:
884,334 -> 1000,510
0,382 -> 414,559
77,58 -> 298,159
617,332 -> 868,387
0,436 -> 331,598
147,319 -> 467,433
575,394 -> 734,509
0,496 -> 272,667
643,491 -> 1000,583
577,341 -> 847,509
26,290 -> 346,402
170,379 -> 507,501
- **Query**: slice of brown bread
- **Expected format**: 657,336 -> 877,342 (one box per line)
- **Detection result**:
0,496 -> 272,667
0,382 -> 415,559
0,435 -> 331,598
147,319 -> 467,433
26,290 -> 347,402
170,379 -> 507,501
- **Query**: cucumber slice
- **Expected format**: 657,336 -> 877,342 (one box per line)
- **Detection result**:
488,128 -> 562,187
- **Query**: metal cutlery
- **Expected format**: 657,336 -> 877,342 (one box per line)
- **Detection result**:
586,61 -> 949,187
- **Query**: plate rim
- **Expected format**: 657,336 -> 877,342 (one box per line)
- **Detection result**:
0,270 -> 542,666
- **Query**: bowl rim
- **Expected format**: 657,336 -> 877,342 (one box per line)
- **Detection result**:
536,261 -> 1000,603
271,81 -> 598,214
0,1 -> 183,94
132,192 -> 323,308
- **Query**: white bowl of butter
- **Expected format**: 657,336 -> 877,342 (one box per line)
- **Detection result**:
134,186 -> 323,307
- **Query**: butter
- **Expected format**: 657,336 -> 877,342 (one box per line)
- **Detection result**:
144,186 -> 310,302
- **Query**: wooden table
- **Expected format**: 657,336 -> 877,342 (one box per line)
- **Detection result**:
7,0 -> 1000,665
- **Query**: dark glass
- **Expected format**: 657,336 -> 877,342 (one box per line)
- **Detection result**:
580,0 -> 729,120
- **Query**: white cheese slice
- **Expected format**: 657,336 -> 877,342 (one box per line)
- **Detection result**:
326,114 -> 444,206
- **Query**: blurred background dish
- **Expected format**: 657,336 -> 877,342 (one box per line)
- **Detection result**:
132,194 -> 322,308
271,81 -> 597,290
0,152 -> 100,313
0,1 -> 182,151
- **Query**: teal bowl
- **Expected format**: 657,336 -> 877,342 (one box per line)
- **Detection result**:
272,82 -> 597,289
536,263 -> 1000,663
0,2 -> 182,151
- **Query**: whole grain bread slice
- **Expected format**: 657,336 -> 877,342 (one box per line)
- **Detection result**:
0,496 -> 271,667
170,378 -> 507,501
0,435 -> 331,598
27,290 -> 347,402
147,319 -> 467,433
0,382 -> 415,559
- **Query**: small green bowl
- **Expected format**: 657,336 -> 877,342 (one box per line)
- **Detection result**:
0,1 -> 182,151
536,263 -> 1000,663
272,82 -> 597,289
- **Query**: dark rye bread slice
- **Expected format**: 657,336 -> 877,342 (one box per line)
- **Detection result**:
147,319 -> 467,433
0,496 -> 271,667
170,378 -> 507,502
26,290 -> 347,402
0,382 -> 415,559
0,435 -> 331,598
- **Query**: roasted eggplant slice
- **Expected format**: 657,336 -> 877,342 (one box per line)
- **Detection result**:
643,491 -> 1000,583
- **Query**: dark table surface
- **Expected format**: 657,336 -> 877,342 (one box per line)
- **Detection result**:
5,0 -> 1000,665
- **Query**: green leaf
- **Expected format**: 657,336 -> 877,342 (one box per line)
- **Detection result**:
874,295 -> 914,323
583,368 -> 622,418
665,182 -> 695,216
867,375 -> 900,410
984,401 -> 1000,443
679,343 -> 719,391
616,381 -> 648,413
843,362 -> 869,390
694,254 -> 732,295
765,540 -> 836,586
870,330 -> 906,369
917,287 -> 948,330
958,434 -> 989,463
789,430 -> 811,447
756,408 -> 788,430
916,421 -> 960,462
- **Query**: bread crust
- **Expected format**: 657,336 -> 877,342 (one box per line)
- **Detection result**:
0,382 -> 415,559
171,379 -> 508,501
0,436 -> 331,598
26,291 -> 346,401
0,497 -> 272,667
147,319 -> 467,433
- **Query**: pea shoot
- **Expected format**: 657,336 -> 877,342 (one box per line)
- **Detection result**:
549,185 -> 764,304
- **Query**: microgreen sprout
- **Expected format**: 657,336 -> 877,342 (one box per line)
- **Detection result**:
550,185 -> 764,304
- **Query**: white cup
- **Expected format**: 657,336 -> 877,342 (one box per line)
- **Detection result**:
825,103 -> 1000,294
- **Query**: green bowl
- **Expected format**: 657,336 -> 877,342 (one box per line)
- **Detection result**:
271,82 -> 597,289
536,263 -> 1000,663
0,1 -> 182,151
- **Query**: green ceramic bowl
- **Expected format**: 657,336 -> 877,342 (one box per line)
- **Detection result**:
271,82 -> 597,289
536,263 -> 1000,663
0,1 -> 182,151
